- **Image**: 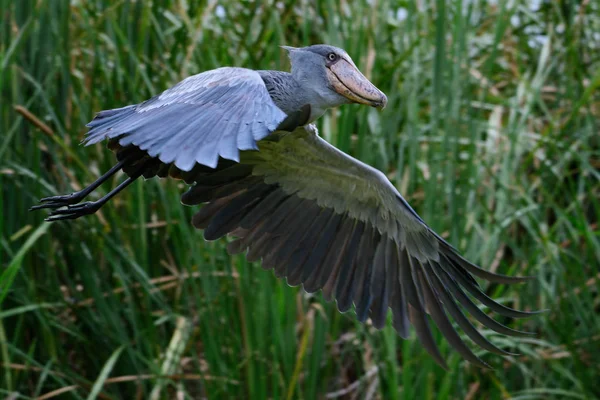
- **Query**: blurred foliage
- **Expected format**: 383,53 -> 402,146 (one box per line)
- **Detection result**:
0,0 -> 599,399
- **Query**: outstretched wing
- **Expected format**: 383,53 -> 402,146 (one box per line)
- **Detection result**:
180,125 -> 537,369
84,67 -> 287,171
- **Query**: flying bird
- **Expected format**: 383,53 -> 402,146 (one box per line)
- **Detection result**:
32,44 -> 536,368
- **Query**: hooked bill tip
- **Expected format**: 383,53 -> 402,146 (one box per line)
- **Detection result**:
373,93 -> 388,109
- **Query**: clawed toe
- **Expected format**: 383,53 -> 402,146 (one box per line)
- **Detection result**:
30,202 -> 63,211
42,201 -> 100,221
30,193 -> 84,211
45,212 -> 84,222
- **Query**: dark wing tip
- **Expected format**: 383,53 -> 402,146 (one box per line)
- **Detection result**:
435,237 -> 534,285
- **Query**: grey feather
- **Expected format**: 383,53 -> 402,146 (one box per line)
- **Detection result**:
391,247 -> 410,338
425,261 -> 517,356
353,226 -> 378,322
369,239 -> 390,329
333,221 -> 364,312
286,208 -> 334,286
204,184 -> 272,240
406,256 -> 447,368
84,68 -> 287,170
309,217 -> 353,296
436,266 -> 534,337
302,213 -> 343,291
322,218 -> 356,301
270,201 -> 321,276
417,268 -> 492,369
264,199 -> 313,277
239,190 -> 288,230
444,256 -> 538,318
191,196 -> 232,230
246,232 -> 271,263
262,195 -> 304,234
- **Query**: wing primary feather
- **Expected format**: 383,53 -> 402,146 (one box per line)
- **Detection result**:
268,200 -> 322,278
369,239 -> 391,329
261,245 -> 279,272
444,256 -> 541,318
286,208 -> 334,286
350,224 -> 375,300
192,194 -> 237,229
408,304 -> 448,369
262,195 -> 304,234
334,221 -> 365,313
302,213 -> 343,292
439,241 -> 533,284
248,196 -> 306,266
391,286 -> 410,339
227,237 -> 248,255
353,227 -> 378,323
385,241 -> 399,318
246,232 -> 272,263
322,218 -> 356,300
315,218 -> 355,299
406,256 -> 447,369
417,266 -> 492,369
204,184 -> 272,240
400,252 -> 425,312
425,261 -> 518,356
390,243 -> 410,338
262,231 -> 298,274
239,189 -> 288,230
264,199 -> 314,277
436,259 -> 535,337
229,219 -> 267,259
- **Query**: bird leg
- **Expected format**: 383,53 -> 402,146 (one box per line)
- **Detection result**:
43,176 -> 134,221
30,153 -> 137,211
36,157 -> 158,221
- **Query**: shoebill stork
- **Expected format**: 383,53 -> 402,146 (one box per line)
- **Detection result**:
32,44 -> 537,368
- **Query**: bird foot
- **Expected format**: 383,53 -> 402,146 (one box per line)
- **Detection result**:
43,201 -> 101,222
30,192 -> 85,211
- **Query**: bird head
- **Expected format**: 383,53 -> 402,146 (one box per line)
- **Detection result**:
282,44 -> 387,110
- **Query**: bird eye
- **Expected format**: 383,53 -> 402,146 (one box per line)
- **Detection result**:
327,52 -> 337,61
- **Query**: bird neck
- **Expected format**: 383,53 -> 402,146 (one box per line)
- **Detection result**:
290,71 -> 337,121
258,70 -> 343,124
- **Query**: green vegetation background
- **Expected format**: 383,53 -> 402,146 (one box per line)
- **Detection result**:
1,0 -> 598,399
